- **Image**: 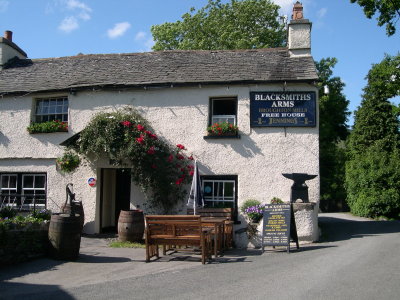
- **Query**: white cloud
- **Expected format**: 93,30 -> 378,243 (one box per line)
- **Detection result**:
0,0 -> 9,13
134,31 -> 155,51
66,0 -> 91,13
56,0 -> 92,33
59,16 -> 79,33
107,22 -> 132,39
66,0 -> 92,20
317,7 -> 327,19
273,0 -> 312,19
135,31 -> 146,41
78,11 -> 91,21
273,0 -> 294,14
144,38 -> 155,51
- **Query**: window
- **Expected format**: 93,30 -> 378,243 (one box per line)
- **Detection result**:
209,97 -> 237,125
35,97 -> 68,123
0,174 -> 17,207
0,173 -> 47,210
202,175 -> 237,209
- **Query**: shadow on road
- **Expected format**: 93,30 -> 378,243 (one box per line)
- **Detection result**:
77,254 -> 132,264
0,282 -> 74,300
319,215 -> 400,243
0,254 -> 132,282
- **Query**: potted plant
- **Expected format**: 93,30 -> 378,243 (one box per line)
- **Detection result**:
56,151 -> 80,173
207,122 -> 239,136
27,120 -> 68,134
240,199 -> 265,223
270,197 -> 284,204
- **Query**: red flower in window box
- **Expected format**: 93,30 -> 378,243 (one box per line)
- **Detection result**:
176,144 -> 185,150
27,120 -> 68,134
206,122 -> 238,136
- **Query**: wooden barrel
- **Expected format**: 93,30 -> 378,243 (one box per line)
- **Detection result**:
62,201 -> 85,231
48,213 -> 81,260
118,210 -> 144,242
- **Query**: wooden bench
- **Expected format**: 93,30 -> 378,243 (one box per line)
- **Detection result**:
187,208 -> 234,249
145,215 -> 213,264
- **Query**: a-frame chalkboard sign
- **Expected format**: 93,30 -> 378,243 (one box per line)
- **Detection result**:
261,204 -> 299,253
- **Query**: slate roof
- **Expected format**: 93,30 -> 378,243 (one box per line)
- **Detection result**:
0,48 -> 318,95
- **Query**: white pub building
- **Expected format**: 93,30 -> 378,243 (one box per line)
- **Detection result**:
0,3 -> 320,247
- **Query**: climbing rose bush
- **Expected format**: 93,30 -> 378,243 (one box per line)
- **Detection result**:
72,108 -> 194,211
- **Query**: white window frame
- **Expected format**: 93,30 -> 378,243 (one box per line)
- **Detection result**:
202,179 -> 236,208
34,96 -> 69,123
210,97 -> 237,126
211,115 -> 236,125
0,174 -> 18,207
21,174 -> 46,209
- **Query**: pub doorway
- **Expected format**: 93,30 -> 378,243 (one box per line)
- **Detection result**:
100,168 -> 131,233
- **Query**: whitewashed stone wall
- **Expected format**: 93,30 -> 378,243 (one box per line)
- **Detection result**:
0,83 -> 319,238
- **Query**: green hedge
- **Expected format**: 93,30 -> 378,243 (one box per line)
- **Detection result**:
0,224 -> 49,266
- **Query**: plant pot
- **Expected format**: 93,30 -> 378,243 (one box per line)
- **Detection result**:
207,131 -> 238,137
250,216 -> 262,223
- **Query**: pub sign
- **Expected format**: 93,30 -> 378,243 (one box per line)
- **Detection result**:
250,91 -> 316,127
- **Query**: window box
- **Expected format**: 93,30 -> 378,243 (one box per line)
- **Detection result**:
27,120 -> 68,134
203,134 -> 241,140
205,121 -> 239,139
28,96 -> 69,134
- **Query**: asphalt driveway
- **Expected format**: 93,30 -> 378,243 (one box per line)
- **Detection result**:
1,213 -> 400,300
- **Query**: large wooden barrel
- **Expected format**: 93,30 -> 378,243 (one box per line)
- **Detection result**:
118,210 -> 144,242
48,213 -> 81,260
62,201 -> 85,231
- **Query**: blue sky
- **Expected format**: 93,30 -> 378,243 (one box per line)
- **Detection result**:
1,0 -> 399,125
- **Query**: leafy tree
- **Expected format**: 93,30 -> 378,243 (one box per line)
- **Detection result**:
151,0 -> 286,51
347,54 -> 400,154
346,53 -> 400,218
315,58 -> 350,211
350,0 -> 400,36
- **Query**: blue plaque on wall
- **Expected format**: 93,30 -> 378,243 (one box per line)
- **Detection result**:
250,91 -> 316,127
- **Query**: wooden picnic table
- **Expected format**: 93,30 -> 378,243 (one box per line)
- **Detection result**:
201,217 -> 227,257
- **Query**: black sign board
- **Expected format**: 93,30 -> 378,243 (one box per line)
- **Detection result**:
250,91 -> 316,127
262,204 -> 299,253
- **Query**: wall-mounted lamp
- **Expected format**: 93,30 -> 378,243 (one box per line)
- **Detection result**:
323,85 -> 330,95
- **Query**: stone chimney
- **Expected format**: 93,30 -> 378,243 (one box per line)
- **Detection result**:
0,30 -> 27,69
287,2 -> 312,57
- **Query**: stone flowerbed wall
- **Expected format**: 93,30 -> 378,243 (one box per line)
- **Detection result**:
0,224 -> 49,266
235,203 -> 319,248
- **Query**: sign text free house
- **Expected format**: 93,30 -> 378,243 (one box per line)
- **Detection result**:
250,91 -> 316,127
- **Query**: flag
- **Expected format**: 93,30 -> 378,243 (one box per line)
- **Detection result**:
187,160 -> 204,214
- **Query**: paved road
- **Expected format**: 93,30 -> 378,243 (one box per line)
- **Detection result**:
1,213 -> 400,300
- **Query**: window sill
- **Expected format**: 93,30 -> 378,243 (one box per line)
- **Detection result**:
28,130 -> 69,134
203,134 -> 241,140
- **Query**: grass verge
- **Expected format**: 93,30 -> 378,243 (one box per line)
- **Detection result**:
109,240 -> 145,248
